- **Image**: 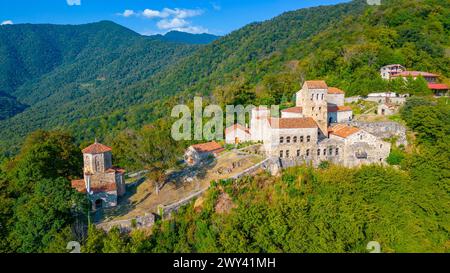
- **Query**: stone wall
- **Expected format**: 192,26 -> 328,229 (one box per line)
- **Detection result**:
350,121 -> 407,146
97,213 -> 156,232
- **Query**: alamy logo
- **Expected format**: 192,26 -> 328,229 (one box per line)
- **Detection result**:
171,96 -> 279,141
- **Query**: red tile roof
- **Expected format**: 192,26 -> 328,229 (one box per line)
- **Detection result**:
106,166 -> 126,174
428,83 -> 449,90
281,106 -> 303,113
392,71 -> 439,78
191,141 -> 224,154
90,183 -> 117,193
225,124 -> 250,134
329,124 -> 360,138
268,117 -> 318,129
304,80 -> 328,89
82,142 -> 112,154
71,179 -> 117,193
328,87 -> 345,94
71,179 -> 86,193
327,105 -> 352,112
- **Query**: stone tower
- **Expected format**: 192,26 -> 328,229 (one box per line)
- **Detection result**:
296,80 -> 328,136
82,139 -> 113,174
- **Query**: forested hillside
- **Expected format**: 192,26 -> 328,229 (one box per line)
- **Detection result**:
0,92 -> 27,120
154,31 -> 219,45
0,21 -> 198,153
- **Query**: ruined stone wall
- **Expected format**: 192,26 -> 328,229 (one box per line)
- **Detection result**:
97,213 -> 156,232
350,121 -> 407,146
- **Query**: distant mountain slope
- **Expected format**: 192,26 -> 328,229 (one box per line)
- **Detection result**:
0,91 -> 27,120
0,21 -> 199,152
153,31 -> 220,45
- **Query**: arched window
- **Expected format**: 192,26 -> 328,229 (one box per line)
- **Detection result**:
323,149 -> 327,156
311,94 -> 314,100
286,136 -> 291,143
286,150 -> 290,158
280,137 -> 284,144
329,148 -> 333,156
336,148 -> 339,156
317,149 -> 321,156
306,149 -> 310,157
297,150 -> 301,157
280,150 -> 283,158
321,94 -> 324,100
300,136 -> 304,142
307,136 -> 311,142
316,94 -> 319,100
293,136 -> 297,143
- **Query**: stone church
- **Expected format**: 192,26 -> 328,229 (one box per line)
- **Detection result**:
71,140 -> 126,209
226,80 -> 391,167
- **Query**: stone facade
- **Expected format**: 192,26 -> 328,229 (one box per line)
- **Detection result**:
184,141 -> 225,166
349,121 -> 407,146
296,81 -> 329,136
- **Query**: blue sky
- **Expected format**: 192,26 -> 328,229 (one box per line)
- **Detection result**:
0,0 -> 349,35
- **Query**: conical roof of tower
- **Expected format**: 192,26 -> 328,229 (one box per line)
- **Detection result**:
82,142 -> 112,154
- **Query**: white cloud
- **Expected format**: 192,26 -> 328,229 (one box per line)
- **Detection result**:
142,8 -> 203,19
211,2 -> 222,11
163,8 -> 203,19
121,7 -> 209,34
142,9 -> 167,19
1,20 -> 13,25
172,25 -> 209,34
157,18 -> 189,30
67,0 -> 81,6
118,9 -> 135,17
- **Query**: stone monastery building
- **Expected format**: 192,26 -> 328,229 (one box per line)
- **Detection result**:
226,80 -> 391,167
71,140 -> 126,209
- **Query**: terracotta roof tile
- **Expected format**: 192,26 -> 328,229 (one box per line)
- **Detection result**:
428,83 -> 449,90
191,141 -> 224,154
304,80 -> 328,89
225,124 -> 250,134
82,142 -> 112,154
327,105 -> 352,112
281,107 -> 303,113
392,71 -> 439,78
90,183 -> 117,193
328,87 -> 345,94
71,179 -> 86,193
106,166 -> 126,174
268,117 -> 318,129
71,178 -> 117,193
329,124 -> 360,138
